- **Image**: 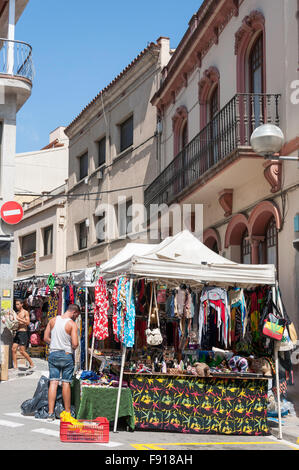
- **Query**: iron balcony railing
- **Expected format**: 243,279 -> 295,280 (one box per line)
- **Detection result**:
0,38 -> 34,82
145,93 -> 281,211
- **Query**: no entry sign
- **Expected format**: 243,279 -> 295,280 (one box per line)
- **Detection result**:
1,201 -> 23,225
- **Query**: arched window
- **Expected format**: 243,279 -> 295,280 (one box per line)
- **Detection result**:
203,228 -> 221,255
248,201 -> 281,266
172,106 -> 188,157
241,230 -> 251,264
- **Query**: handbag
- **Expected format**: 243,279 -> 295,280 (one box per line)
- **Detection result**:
263,312 -> 287,341
145,285 -> 163,346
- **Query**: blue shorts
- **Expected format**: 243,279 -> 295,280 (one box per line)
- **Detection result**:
48,350 -> 74,383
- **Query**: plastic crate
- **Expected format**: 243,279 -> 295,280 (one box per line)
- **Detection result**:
60,417 -> 109,443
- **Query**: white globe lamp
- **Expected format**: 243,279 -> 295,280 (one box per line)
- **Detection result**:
250,124 -> 285,159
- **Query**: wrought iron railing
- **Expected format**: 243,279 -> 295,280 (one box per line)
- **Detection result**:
0,38 -> 34,82
145,93 -> 281,210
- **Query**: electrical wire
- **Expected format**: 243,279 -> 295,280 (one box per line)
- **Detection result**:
15,183 -> 149,199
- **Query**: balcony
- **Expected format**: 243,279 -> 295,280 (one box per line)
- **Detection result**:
145,93 -> 281,213
0,38 -> 33,82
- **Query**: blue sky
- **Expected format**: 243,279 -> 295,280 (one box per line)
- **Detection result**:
15,0 -> 203,153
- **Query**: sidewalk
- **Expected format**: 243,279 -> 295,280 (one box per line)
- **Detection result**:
269,415 -> 299,444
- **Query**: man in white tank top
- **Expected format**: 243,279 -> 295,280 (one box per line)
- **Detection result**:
44,304 -> 80,421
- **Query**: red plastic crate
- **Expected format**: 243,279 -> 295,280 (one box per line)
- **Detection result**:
60,417 -> 109,443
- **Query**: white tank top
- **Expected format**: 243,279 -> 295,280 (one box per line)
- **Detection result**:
50,316 -> 73,354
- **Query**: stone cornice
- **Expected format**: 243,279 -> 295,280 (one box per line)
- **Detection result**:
151,0 -> 241,112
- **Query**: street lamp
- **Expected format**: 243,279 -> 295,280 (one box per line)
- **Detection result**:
250,123 -> 299,161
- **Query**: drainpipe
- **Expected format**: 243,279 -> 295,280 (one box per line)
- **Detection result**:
7,0 -> 15,75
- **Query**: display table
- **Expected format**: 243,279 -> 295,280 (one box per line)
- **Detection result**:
71,378 -> 135,430
124,372 -> 270,436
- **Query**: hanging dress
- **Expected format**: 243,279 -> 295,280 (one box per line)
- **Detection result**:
93,277 -> 109,341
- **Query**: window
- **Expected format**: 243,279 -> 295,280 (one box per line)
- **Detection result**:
43,225 -> 53,256
120,116 -> 133,152
180,121 -> 188,151
265,217 -> 277,266
21,232 -> 36,256
98,137 -> 106,167
208,85 -> 219,166
79,152 -> 88,181
78,221 -> 88,250
94,212 -> 106,243
116,198 -> 133,237
241,230 -> 251,264
249,33 -> 264,128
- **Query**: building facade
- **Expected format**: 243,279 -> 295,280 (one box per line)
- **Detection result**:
15,126 -> 69,205
147,0 -> 299,333
0,0 -> 33,339
64,38 -> 171,271
13,184 -> 67,279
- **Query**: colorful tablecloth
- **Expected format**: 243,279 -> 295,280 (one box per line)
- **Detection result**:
126,374 -> 269,435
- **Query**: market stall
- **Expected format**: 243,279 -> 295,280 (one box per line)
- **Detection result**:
12,269 -> 91,368
74,230 -> 294,437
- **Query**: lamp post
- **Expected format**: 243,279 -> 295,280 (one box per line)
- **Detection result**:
250,124 -> 299,161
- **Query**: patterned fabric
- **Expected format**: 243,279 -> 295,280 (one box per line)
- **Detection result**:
93,277 -> 109,341
128,375 -> 269,436
112,278 -> 119,342
117,277 -> 127,344
124,279 -> 136,348
115,277 -> 136,348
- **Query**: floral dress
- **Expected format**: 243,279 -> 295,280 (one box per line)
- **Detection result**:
93,277 -> 109,340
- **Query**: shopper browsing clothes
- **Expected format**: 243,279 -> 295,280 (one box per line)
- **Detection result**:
43,304 -> 80,422
12,299 -> 35,371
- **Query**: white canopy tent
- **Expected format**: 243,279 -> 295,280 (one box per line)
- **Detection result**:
99,231 -> 276,287
88,231 -> 281,436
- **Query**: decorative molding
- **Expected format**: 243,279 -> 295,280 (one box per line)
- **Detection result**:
218,189 -> 234,217
235,10 -> 266,94
234,10 -> 265,55
172,105 -> 188,156
199,66 -> 220,129
248,200 -> 282,236
151,0 -> 246,112
263,160 -> 282,193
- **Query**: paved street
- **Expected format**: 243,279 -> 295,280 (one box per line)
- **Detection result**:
0,359 -> 298,452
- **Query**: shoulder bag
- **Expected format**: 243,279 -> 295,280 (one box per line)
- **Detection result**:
145,285 -> 163,346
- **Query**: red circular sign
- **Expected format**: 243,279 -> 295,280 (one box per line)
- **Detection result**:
1,201 -> 24,225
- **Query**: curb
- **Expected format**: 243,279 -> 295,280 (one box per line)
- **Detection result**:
270,427 -> 299,444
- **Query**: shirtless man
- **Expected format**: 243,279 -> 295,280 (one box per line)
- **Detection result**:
12,299 -> 35,370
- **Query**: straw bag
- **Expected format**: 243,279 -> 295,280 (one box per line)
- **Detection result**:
145,285 -> 163,346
